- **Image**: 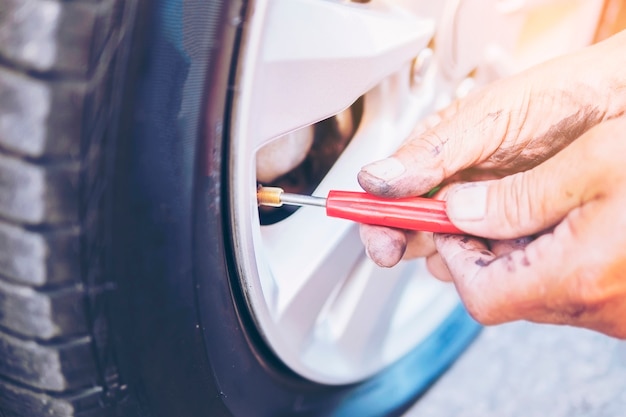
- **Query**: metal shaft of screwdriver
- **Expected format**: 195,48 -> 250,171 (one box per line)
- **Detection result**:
280,192 -> 327,208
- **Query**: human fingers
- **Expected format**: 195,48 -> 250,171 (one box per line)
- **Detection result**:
434,117 -> 626,337
358,31 -> 626,199
426,252 -> 453,282
434,198 -> 626,338
359,225 -> 436,268
359,183 -> 452,268
359,224 -> 406,268
445,117 -> 625,240
426,236 -> 533,282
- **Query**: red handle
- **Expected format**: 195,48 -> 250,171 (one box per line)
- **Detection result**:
326,190 -> 463,234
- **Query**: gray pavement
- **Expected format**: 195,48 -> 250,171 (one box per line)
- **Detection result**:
405,321 -> 626,417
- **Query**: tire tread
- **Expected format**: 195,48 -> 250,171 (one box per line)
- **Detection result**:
0,375 -> 104,417
0,0 -> 137,415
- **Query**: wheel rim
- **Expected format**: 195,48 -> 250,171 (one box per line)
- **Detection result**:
228,0 -> 605,385
228,0 -> 458,385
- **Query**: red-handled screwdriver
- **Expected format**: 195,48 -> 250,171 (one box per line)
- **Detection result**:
257,186 -> 463,234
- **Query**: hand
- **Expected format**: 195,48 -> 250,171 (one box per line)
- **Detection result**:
357,31 -> 626,338
433,117 -> 626,338
358,30 -> 626,267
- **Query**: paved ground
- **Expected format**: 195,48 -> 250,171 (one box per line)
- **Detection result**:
404,321 -> 626,417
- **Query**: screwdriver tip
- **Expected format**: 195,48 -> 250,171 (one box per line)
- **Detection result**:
257,186 -> 284,207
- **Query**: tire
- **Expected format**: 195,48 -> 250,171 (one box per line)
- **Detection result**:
110,0 -> 480,412
0,0 -> 138,416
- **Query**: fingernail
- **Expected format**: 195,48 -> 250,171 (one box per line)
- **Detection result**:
447,183 -> 488,221
360,158 -> 406,182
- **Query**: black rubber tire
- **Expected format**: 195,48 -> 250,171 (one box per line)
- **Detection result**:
0,1 -> 479,416
0,0 -> 139,416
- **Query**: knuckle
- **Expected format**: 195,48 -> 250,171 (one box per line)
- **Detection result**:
404,131 -> 450,161
492,172 -> 539,236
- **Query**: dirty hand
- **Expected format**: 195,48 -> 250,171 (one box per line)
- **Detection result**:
358,31 -> 626,337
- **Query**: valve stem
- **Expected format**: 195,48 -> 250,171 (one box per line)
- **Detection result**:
257,186 -> 326,208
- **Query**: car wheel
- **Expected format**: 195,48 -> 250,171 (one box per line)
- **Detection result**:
0,0 -> 616,416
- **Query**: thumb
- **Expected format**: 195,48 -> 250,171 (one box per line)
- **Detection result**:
444,121 -> 614,240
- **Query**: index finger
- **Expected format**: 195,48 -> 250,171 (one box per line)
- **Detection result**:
358,34 -> 626,198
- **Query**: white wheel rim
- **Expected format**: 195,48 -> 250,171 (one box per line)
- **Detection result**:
228,0 -> 604,385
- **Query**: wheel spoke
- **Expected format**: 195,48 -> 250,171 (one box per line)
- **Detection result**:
381,261 -> 460,362
262,217 -> 363,351
315,258 -> 410,366
246,0 -> 434,148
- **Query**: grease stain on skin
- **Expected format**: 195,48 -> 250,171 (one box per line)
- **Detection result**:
521,255 -> 530,267
540,104 -> 601,145
437,233 -> 457,242
474,252 -> 519,271
570,307 -> 586,319
503,254 -> 515,273
564,304 -> 587,319
357,169 -> 440,199
475,258 -> 492,267
485,89 -> 602,170
513,237 -> 533,246
431,137 -> 450,156
486,110 -> 502,121
363,226 -> 407,268
357,171 -> 393,196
